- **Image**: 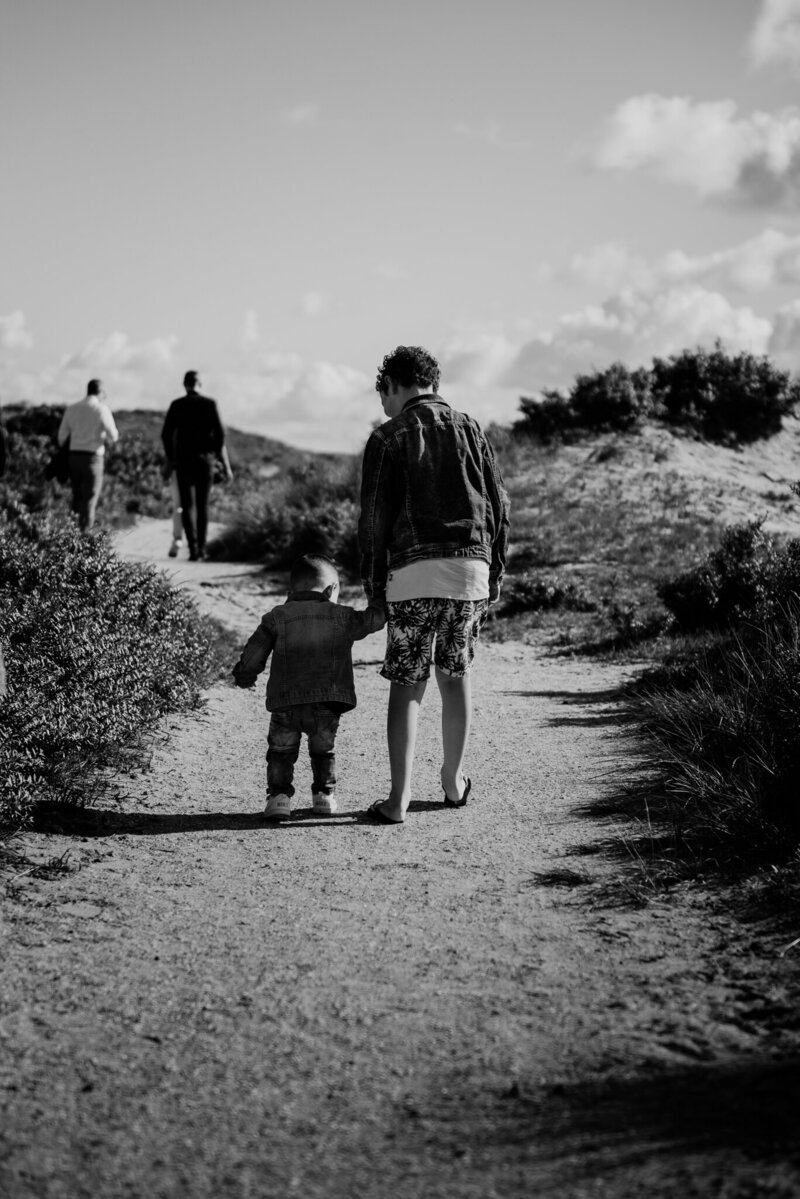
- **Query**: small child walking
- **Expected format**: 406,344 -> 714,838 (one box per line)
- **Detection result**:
232,554 -> 386,819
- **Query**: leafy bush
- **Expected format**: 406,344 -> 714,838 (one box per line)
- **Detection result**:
516,345 -> 799,444
498,572 -> 596,616
658,521 -> 800,631
0,504 -> 215,826
633,617 -> 800,863
212,456 -> 360,574
651,343 -> 798,444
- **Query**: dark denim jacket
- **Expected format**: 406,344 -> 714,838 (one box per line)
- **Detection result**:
232,591 -> 386,711
358,395 -> 510,600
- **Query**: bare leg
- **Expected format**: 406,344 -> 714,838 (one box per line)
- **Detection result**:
379,679 -> 427,821
437,668 -> 471,802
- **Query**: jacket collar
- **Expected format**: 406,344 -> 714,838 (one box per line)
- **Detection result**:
287,590 -> 329,603
401,393 -> 447,412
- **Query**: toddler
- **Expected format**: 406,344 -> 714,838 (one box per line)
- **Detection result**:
233,554 -> 386,819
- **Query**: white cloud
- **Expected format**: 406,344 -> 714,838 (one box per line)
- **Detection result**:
768,298 -> 800,367
299,290 -> 328,317
281,103 -> 320,127
61,331 -> 178,373
240,308 -> 261,349
593,94 -> 800,207
566,229 -> 800,293
0,310 -> 33,351
750,0 -> 800,70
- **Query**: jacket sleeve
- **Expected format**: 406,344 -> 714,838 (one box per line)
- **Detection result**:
161,403 -> 176,464
358,431 -> 396,601
232,613 -> 276,687
349,597 -> 388,642
482,433 -> 510,601
209,401 -> 225,458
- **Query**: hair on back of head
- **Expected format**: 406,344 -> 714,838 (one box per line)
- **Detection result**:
375,345 -> 440,395
290,553 -> 339,592
183,370 -> 200,390
87,378 -> 102,396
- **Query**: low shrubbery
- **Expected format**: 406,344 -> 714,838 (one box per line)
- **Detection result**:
516,344 -> 799,445
657,520 -> 800,631
498,572 -> 596,616
0,502 -> 218,826
211,456 -> 361,575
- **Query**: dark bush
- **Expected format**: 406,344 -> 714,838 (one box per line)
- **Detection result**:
498,572 -> 596,616
0,504 -> 215,826
212,457 -> 360,575
515,345 -> 799,445
650,343 -> 799,443
657,521 -> 800,631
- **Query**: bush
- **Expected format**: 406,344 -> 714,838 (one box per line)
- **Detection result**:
515,344 -> 799,445
658,521 -> 800,631
0,504 -> 215,826
498,572 -> 596,616
516,363 -> 652,440
212,456 -> 361,575
651,343 -> 798,443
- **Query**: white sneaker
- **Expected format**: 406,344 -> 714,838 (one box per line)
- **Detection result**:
264,794 -> 292,820
168,538 -> 183,559
312,792 -> 338,815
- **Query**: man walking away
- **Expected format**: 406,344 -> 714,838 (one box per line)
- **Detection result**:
161,371 -> 233,561
57,379 -> 119,532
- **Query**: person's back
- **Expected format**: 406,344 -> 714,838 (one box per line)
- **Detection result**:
358,344 -> 510,824
160,371 -> 232,561
57,379 -> 119,532
162,393 -> 224,463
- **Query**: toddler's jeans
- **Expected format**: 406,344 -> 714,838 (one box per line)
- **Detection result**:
267,702 -> 340,797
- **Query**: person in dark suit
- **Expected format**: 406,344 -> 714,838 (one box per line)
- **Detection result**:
160,371 -> 233,561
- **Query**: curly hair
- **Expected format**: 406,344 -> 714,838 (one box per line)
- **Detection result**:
375,345 -> 440,395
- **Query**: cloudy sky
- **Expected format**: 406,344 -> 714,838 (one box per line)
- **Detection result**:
3,0 -> 800,451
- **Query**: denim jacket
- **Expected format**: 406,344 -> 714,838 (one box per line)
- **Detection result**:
232,591 -> 386,711
358,395 -> 510,601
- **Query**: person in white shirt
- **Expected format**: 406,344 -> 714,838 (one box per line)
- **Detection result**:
57,379 -> 119,531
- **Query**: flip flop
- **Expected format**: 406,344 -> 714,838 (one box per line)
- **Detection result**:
363,801 -> 404,825
443,777 -> 472,808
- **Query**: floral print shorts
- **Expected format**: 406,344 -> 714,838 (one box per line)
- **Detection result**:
381,597 -> 489,685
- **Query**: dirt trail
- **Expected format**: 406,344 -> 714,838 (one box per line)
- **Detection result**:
2,520 -> 799,1198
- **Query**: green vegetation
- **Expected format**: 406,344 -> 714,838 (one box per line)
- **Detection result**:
0,500 -> 223,827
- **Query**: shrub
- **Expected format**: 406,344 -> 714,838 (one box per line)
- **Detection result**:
658,521 -> 800,631
515,344 -> 799,445
650,343 -> 799,443
212,456 -> 360,575
516,363 -> 651,440
0,504 -> 215,826
498,571 -> 596,616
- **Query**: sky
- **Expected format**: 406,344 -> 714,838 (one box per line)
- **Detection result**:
2,0 -> 800,452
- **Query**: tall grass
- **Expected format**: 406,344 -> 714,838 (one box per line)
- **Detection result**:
633,618 -> 800,865
628,523 -> 800,872
0,500 -> 218,826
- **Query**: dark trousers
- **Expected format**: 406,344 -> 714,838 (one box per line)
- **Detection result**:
175,456 -> 213,552
267,703 -> 340,798
68,451 -> 104,531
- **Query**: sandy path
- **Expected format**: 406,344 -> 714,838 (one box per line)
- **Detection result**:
2,520 -> 799,1198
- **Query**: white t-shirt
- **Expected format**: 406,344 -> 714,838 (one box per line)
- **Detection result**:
385,557 -> 490,601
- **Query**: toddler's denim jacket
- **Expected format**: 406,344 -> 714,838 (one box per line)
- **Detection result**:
233,592 -> 386,711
